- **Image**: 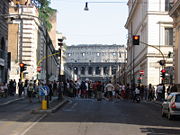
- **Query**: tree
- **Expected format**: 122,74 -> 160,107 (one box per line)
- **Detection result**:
31,0 -> 56,31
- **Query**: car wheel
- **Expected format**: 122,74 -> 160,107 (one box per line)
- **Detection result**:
168,112 -> 173,120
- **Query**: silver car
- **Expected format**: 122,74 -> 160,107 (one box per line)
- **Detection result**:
162,92 -> 180,120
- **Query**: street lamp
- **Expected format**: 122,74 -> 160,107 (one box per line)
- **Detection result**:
58,38 -> 64,82
84,1 -> 126,11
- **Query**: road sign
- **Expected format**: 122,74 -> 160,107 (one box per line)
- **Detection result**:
37,66 -> 41,72
139,70 -> 144,75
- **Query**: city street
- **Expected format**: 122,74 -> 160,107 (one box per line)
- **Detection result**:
1,98 -> 180,135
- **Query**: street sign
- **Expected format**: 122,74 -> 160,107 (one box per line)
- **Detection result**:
37,66 -> 41,72
139,70 -> 144,75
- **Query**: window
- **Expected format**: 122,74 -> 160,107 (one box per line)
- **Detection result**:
119,52 -> 122,58
81,67 -> 85,75
165,0 -> 170,11
88,67 -> 93,75
96,52 -> 100,56
165,28 -> 173,46
82,52 -> 85,56
74,67 -> 78,75
175,95 -> 180,102
103,67 -> 108,75
95,67 -> 100,75
112,66 -> 117,75
112,52 -> 116,56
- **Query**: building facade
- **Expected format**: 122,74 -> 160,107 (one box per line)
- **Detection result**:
0,0 -> 9,83
125,0 -> 174,87
169,0 -> 180,90
8,2 -> 59,82
65,44 -> 126,82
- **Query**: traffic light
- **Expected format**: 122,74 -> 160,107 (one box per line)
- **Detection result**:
58,38 -> 64,47
19,63 -> 27,72
161,69 -> 166,79
159,60 -> 166,66
132,35 -> 140,45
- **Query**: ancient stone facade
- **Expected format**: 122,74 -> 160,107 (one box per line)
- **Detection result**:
65,44 -> 126,82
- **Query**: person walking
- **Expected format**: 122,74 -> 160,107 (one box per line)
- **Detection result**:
96,81 -> 103,101
53,81 -> 58,96
27,82 -> 34,103
48,82 -> 53,101
18,79 -> 24,97
105,81 -> 114,101
58,81 -> 64,100
148,84 -> 155,101
156,84 -> 163,101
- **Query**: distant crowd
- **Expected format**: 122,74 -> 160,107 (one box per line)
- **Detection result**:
0,79 -> 178,103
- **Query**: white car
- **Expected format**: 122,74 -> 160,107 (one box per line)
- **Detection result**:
162,92 -> 180,120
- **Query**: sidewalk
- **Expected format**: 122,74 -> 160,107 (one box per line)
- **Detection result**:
31,97 -> 69,114
0,95 -> 24,106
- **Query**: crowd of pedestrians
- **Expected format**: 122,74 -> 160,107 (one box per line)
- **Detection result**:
0,78 -> 178,103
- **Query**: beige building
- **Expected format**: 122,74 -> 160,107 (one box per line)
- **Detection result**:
125,0 -> 174,87
8,2 -> 59,82
169,0 -> 180,89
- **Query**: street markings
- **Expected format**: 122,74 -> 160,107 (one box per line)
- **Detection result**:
19,114 -> 47,135
62,102 -> 78,112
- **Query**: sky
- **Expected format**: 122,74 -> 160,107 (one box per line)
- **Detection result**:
50,0 -> 128,46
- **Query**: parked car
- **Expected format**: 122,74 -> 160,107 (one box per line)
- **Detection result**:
162,92 -> 180,120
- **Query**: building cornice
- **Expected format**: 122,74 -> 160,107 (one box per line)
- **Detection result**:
125,0 -> 138,29
169,0 -> 180,17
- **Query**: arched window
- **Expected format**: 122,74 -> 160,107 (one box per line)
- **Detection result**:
81,67 -> 85,75
96,67 -> 100,75
103,67 -> 108,75
88,67 -> 92,75
112,66 -> 117,75
74,67 -> 78,75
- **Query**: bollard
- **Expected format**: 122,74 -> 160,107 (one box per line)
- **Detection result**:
41,99 -> 47,110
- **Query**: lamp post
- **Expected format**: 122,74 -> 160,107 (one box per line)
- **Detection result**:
58,38 -> 64,82
84,1 -> 126,11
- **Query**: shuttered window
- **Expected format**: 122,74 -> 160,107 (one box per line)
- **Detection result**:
165,28 -> 173,46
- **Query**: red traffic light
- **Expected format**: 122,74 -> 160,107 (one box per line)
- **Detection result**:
132,35 -> 140,45
19,63 -> 24,67
161,69 -> 166,73
133,35 -> 139,40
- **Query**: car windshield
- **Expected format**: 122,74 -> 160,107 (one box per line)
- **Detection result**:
175,94 -> 180,102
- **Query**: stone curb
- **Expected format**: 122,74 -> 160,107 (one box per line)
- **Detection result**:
0,97 -> 25,106
31,99 -> 69,114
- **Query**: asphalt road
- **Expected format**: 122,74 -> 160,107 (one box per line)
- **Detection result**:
0,98 -> 42,135
20,98 -> 180,135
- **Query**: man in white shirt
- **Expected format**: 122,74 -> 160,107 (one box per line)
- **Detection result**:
105,81 -> 114,101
